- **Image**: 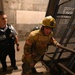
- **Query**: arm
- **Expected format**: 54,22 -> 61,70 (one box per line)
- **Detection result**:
10,25 -> 20,51
23,33 -> 34,66
51,37 -> 60,46
15,35 -> 20,51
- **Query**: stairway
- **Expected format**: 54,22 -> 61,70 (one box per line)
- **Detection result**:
0,60 -> 51,75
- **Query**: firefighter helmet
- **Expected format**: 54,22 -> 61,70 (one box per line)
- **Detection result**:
41,16 -> 56,28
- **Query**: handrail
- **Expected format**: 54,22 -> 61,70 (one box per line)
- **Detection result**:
44,53 -> 75,75
58,63 -> 75,75
57,45 -> 75,53
45,44 -> 75,74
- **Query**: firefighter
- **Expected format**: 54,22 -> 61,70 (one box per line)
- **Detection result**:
22,15 -> 60,75
0,11 -> 20,72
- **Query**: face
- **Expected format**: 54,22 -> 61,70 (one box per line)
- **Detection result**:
43,26 -> 52,36
0,14 -> 7,28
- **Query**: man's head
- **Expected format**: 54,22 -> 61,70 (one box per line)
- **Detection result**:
0,11 -> 7,28
41,16 -> 56,36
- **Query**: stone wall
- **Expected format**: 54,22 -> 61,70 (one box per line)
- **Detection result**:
3,0 -> 49,40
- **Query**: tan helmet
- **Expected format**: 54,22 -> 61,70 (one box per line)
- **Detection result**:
41,16 -> 56,28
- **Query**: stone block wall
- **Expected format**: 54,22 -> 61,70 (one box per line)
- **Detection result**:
3,0 -> 49,40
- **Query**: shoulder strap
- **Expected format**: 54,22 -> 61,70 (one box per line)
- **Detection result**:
7,24 -> 11,27
5,24 -> 12,37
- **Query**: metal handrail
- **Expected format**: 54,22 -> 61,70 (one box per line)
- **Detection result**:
57,45 -> 75,53
44,45 -> 75,75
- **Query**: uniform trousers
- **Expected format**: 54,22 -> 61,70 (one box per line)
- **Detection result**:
0,44 -> 16,71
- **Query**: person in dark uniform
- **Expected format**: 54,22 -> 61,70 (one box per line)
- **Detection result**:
22,15 -> 60,75
0,11 -> 20,72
